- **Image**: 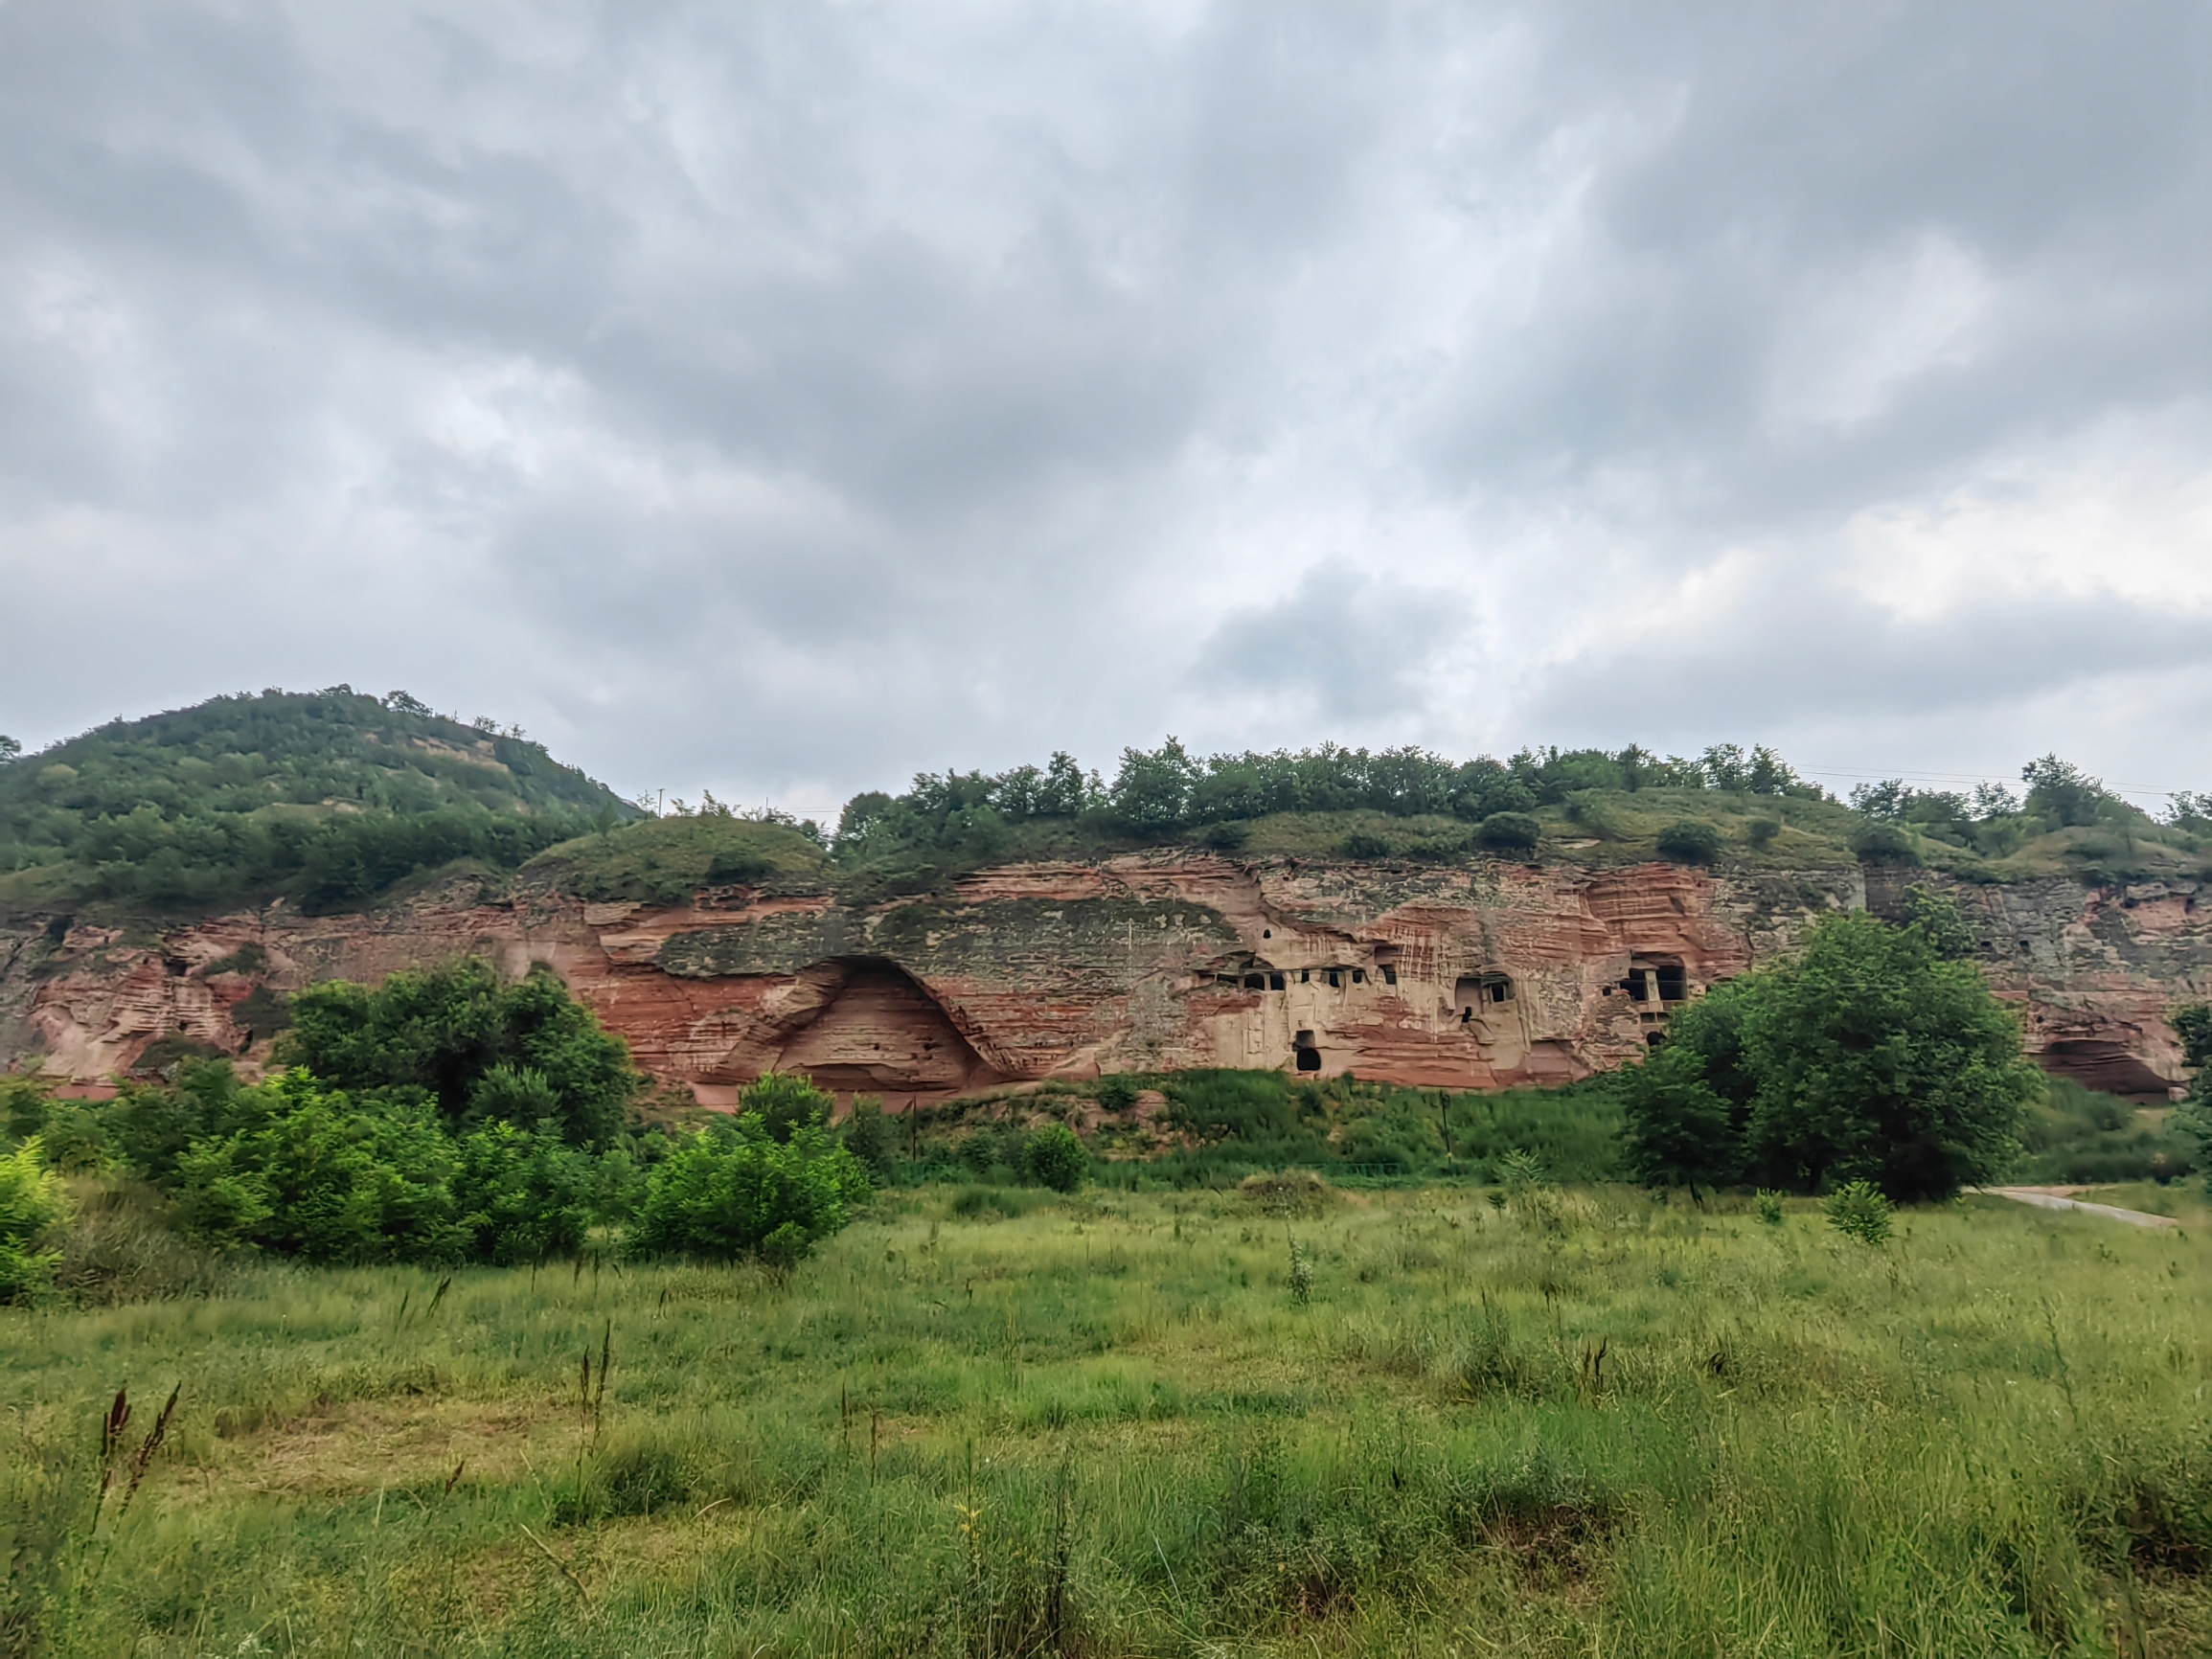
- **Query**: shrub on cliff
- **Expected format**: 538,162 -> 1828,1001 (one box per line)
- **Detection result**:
1611,913 -> 2037,1200
631,1116 -> 872,1264
1475,812 -> 1541,854
279,958 -> 638,1148
1655,820 -> 1722,865
1849,821 -> 1919,864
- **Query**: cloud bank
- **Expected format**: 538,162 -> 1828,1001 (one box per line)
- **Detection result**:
3,0 -> 2207,814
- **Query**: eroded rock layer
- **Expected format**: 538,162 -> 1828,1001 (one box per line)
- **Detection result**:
3,854 -> 2204,1101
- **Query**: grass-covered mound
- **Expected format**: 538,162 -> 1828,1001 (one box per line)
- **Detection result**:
0,689 -> 637,915
524,813 -> 832,906
3,1186 -> 2207,1652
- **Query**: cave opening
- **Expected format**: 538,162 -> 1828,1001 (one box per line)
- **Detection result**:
767,956 -> 994,1096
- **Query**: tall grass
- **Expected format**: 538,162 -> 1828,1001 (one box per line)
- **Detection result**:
1,1184 -> 2207,1654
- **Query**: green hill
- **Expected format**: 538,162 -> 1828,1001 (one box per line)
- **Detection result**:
0,688 -> 639,915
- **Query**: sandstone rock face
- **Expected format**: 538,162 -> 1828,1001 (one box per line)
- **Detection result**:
1,855 -> 2200,1102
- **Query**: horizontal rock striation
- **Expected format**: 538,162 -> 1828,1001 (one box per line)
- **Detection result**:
3,853 -> 2202,1102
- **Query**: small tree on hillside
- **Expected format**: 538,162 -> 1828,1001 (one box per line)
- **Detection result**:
1614,1044 -> 1737,1198
1738,913 -> 2038,1199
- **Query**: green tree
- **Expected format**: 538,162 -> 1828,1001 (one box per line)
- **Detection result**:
2021,755 -> 2110,829
631,1115 -> 872,1262
1737,914 -> 2037,1198
741,1071 -> 835,1145
451,1120 -> 594,1264
840,1097 -> 899,1183
1614,1044 -> 1737,1197
172,1071 -> 466,1263
280,958 -> 637,1148
1021,1123 -> 1086,1193
1901,884 -> 1975,959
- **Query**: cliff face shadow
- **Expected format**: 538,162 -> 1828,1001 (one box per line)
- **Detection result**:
762,956 -> 998,1097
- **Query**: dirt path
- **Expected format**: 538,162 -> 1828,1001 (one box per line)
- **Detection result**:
1979,1187 -> 2181,1229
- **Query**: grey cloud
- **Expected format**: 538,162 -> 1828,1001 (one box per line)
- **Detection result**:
1525,571 -> 2212,760
1199,560 -> 1473,725
1,0 -> 2206,810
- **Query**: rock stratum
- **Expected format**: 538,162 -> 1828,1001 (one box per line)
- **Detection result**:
3,852 -> 2202,1102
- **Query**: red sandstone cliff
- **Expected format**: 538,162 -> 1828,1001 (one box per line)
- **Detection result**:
2,854 -> 2200,1102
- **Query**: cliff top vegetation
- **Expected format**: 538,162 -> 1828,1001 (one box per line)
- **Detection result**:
9,693 -> 2208,919
540,737 -> 2210,905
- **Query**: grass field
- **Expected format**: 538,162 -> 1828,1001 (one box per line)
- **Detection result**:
5,1183 -> 2210,1657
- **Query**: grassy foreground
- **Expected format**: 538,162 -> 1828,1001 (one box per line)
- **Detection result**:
5,1186 -> 2210,1657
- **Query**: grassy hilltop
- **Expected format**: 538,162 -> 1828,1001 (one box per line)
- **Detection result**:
0,689 -> 637,916
5,1184 -> 2209,1654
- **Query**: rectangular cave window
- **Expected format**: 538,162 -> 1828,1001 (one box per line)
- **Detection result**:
1352,968 -> 1366,984
1654,964 -> 1687,1002
1294,1031 -> 1322,1072
1301,968 -> 1311,983
1381,966 -> 1398,986
1328,969 -> 1342,989
1243,973 -> 1266,990
1269,972 -> 1287,991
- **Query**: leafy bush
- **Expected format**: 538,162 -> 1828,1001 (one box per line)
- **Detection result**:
1822,1180 -> 1893,1245
741,1072 -> 834,1144
1476,812 -> 1541,854
0,1139 -> 68,1303
1753,1189 -> 1785,1225
1095,1074 -> 1142,1112
1021,1123 -> 1086,1193
1849,822 -> 1919,864
451,1121 -> 595,1264
172,1072 -> 466,1264
1655,820 -> 1722,865
631,1116 -> 872,1262
1746,817 -> 1781,848
1340,830 -> 1391,859
841,1098 -> 899,1183
1494,1148 -> 1548,1192
2015,1078 -> 2197,1185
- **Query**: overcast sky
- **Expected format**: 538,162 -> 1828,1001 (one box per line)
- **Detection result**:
4,1 -> 2209,817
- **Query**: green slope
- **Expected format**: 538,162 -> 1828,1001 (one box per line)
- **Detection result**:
0,688 -> 639,915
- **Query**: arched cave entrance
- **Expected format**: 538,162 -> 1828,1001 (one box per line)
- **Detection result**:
768,957 -> 998,1097
2038,1039 -> 2175,1102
